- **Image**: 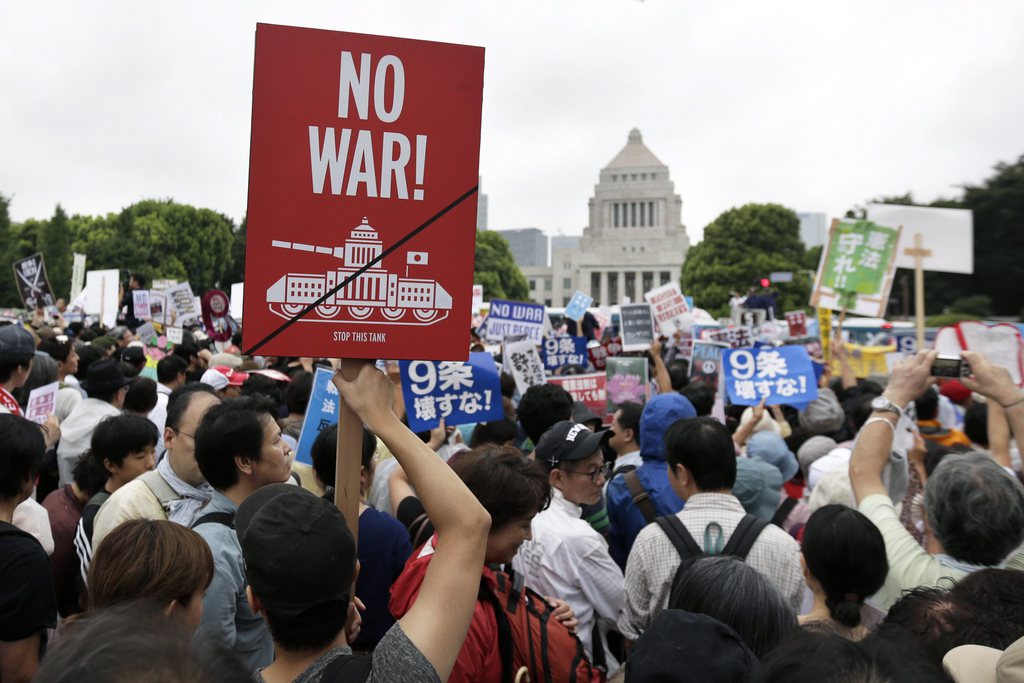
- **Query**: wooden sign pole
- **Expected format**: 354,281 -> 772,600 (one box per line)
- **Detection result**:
333,358 -> 369,546
904,232 -> 932,350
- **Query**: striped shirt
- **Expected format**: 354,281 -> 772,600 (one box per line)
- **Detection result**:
618,493 -> 805,639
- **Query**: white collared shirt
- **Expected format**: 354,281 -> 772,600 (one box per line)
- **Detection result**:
512,488 -> 625,659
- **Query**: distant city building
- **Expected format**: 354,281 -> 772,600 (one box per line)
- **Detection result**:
476,176 -> 488,231
550,235 -> 581,254
798,212 -> 828,248
495,227 -> 548,268
545,128 -> 690,307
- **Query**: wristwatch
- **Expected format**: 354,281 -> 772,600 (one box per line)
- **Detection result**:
870,395 -> 903,417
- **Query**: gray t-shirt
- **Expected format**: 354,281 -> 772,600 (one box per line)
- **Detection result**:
253,622 -> 438,683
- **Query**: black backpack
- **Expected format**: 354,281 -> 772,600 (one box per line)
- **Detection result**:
655,513 -> 769,600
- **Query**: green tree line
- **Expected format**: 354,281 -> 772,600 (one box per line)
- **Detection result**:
681,154 -> 1024,319
0,194 -> 530,310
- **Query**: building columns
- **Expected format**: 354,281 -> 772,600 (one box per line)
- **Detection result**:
599,271 -> 608,307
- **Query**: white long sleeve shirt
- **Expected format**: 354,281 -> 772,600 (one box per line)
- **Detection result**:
512,488 -> 625,658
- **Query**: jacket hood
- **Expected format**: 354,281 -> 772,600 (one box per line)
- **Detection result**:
640,393 -> 696,461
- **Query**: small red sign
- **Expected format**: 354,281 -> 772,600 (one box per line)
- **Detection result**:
243,24 -> 484,360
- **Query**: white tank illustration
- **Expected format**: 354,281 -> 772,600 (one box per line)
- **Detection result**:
265,217 -> 452,325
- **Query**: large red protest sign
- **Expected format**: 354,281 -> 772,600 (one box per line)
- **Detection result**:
243,24 -> 484,360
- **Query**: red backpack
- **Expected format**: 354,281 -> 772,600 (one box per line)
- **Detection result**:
479,569 -> 604,683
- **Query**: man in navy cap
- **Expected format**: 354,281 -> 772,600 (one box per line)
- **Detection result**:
57,359 -> 133,486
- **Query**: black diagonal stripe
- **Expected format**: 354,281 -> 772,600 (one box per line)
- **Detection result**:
243,184 -> 478,356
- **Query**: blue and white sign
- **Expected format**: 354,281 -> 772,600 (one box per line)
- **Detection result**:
723,346 -> 818,406
400,352 -> 504,432
294,366 -> 340,466
541,334 -> 589,371
564,291 -> 594,322
484,299 -> 547,344
894,333 -> 917,355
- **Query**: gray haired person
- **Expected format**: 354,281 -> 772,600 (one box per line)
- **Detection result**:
850,349 -> 1024,609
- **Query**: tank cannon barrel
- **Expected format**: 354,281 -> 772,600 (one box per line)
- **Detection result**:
271,240 -> 344,259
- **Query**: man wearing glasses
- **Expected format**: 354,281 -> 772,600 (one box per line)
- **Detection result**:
513,420 -> 625,671
91,385 -> 220,548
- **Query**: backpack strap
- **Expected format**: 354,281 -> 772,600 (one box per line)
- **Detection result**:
190,511 -> 236,530
624,470 -> 658,525
721,514 -> 770,560
139,470 -> 179,513
611,463 -> 637,479
320,652 -> 373,682
770,497 -> 799,528
654,515 -> 702,561
479,576 -> 516,683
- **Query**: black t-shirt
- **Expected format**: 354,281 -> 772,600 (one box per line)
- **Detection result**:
0,521 -> 57,641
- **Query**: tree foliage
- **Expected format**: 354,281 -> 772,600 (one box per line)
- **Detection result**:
0,197 -> 238,308
38,204 -> 72,300
474,230 -> 529,302
680,203 -> 810,317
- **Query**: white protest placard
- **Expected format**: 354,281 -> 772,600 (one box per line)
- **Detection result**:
485,299 -> 546,344
230,282 -> 244,320
867,204 -> 974,275
166,326 -> 184,345
644,282 -> 691,336
84,269 -> 120,329
166,282 -> 200,326
133,290 -> 152,320
505,337 -> 547,395
70,253 -> 86,301
25,381 -> 59,424
934,322 -> 1023,385
472,284 -> 484,313
151,279 -> 177,291
136,322 -> 158,344
149,290 -> 168,323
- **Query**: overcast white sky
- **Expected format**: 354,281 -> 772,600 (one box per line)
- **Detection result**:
2,1 -> 1023,244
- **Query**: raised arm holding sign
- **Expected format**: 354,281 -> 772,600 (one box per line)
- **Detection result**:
242,25 -> 484,558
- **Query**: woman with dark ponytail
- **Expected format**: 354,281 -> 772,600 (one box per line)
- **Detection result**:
799,505 -> 888,640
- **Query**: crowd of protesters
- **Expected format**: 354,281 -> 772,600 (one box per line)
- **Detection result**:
2,296 -> 1024,683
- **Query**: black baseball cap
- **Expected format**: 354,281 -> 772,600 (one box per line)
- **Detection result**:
535,420 -> 610,469
236,483 -> 356,618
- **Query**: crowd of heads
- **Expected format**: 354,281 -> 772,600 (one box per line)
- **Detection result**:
2,307 -> 1024,683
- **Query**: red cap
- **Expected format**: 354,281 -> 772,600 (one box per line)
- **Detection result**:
213,365 -> 249,387
939,379 -> 971,404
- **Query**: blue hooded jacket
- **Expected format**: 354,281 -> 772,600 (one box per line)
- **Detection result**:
606,393 -> 697,567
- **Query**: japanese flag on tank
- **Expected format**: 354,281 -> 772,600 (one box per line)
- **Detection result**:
242,25 -> 484,360
722,345 -> 818,406
399,352 -> 504,431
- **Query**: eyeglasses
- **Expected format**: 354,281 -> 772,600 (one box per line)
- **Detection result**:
175,430 -> 196,441
561,462 -> 612,483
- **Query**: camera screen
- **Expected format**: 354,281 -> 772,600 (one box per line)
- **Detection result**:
932,357 -> 962,378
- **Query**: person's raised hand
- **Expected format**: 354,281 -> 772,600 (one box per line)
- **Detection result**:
751,396 -> 768,423
331,362 -> 396,433
427,419 -> 447,451
961,350 -> 1021,407
883,350 -> 938,407
649,338 -> 663,358
41,414 -> 61,450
